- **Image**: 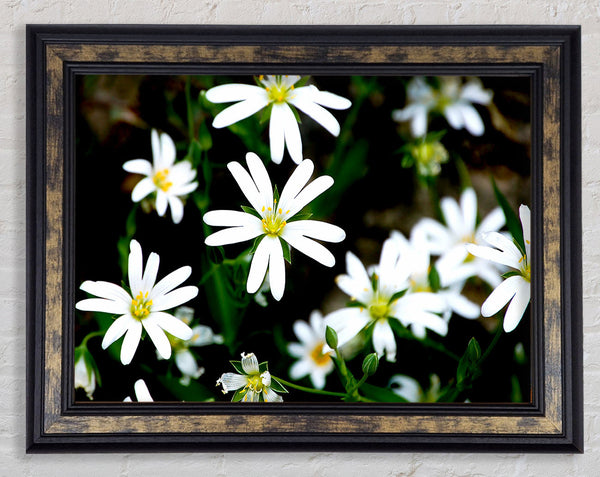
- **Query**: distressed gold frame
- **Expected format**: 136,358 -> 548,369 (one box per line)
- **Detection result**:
26,25 -> 582,452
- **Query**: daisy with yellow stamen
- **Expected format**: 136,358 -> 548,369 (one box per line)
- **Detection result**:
287,311 -> 334,390
205,75 -> 351,164
203,152 -> 346,301
216,352 -> 286,402
75,240 -> 198,365
466,205 -> 531,332
123,129 -> 198,224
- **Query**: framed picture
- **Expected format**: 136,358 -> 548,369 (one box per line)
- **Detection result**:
26,25 -> 582,452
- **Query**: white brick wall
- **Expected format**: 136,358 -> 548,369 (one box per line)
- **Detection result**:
2,1 -> 596,474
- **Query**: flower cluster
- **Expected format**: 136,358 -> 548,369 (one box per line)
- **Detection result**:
75,74 -> 530,404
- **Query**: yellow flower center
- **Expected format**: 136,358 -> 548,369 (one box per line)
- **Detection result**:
131,291 -> 152,320
519,255 -> 530,282
153,168 -> 173,192
245,374 -> 265,394
410,278 -> 432,293
263,75 -> 295,104
368,296 -> 391,321
261,203 -> 289,236
309,342 -> 331,367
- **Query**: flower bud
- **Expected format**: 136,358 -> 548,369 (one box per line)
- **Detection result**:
362,353 -> 379,376
325,325 -> 338,349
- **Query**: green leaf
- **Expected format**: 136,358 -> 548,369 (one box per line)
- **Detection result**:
273,184 -> 280,203
287,212 -> 313,223
249,234 -> 265,255
241,205 -> 262,219
229,360 -> 245,375
198,121 -> 213,151
208,246 -> 225,265
387,288 -> 408,305
456,337 -> 482,390
259,103 -> 274,125
294,76 -> 310,88
401,154 -> 414,168
370,272 -> 379,292
155,373 -> 216,402
288,104 -> 302,124
346,300 -> 367,308
259,361 -> 269,373
359,382 -> 408,403
202,156 -> 213,186
491,176 -> 525,254
502,270 -> 522,279
279,237 -> 291,264
232,388 -> 247,402
428,264 -> 441,292
269,376 -> 288,394
325,326 -> 338,349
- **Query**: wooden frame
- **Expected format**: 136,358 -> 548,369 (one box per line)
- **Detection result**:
26,25 -> 582,452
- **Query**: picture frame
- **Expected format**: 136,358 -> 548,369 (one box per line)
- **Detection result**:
26,25 -> 582,452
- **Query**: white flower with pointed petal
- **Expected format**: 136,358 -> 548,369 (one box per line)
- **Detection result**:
75,240 -> 198,365
393,77 -> 492,137
123,129 -> 198,224
414,187 -> 506,289
124,379 -> 153,402
203,152 -> 346,301
287,311 -> 334,389
206,75 -> 351,164
157,306 -> 224,386
466,205 -> 531,332
388,229 -> 480,332
324,238 -> 447,362
216,352 -> 285,402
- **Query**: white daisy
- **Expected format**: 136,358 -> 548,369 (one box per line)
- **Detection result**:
205,75 -> 351,164
74,351 -> 96,400
157,306 -> 224,385
203,152 -> 346,301
123,129 -> 198,224
466,205 -> 531,332
75,239 -> 198,365
324,238 -> 447,362
287,310 -> 335,389
389,229 -> 480,331
124,379 -> 153,402
392,76 -> 492,137
216,352 -> 285,402
414,187 -> 506,288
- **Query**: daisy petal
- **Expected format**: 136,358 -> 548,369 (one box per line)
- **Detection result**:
293,320 -> 314,345
157,131 -> 176,168
290,91 -> 342,136
150,266 -> 192,300
284,220 -> 346,243
267,236 -> 286,300
241,353 -> 260,374
123,159 -> 152,176
246,152 -> 273,207
481,275 -> 521,317
151,285 -> 198,312
75,298 -> 129,315
372,320 -> 397,362
203,210 -> 262,227
281,104 -> 303,164
324,308 -> 370,348
206,83 -> 265,103
283,231 -> 335,267
286,175 -> 334,217
101,315 -> 133,349
204,225 -> 263,247
227,161 -> 263,212
289,359 -> 311,380
444,103 -> 465,130
175,350 -> 200,377
212,96 -> 269,129
155,190 -> 168,217
141,252 -> 160,292
503,279 -> 530,332
263,388 -> 283,403
460,104 -> 485,136
120,319 -> 143,365
79,280 -> 131,304
143,318 -> 172,360
460,188 -> 478,234
133,379 -> 153,402
461,81 -> 493,104
411,104 -> 428,137
445,292 -> 481,319
310,89 -> 352,110
218,373 -> 248,392
152,311 -> 194,340
278,159 -> 315,213
287,343 -> 305,358
131,177 -> 155,202
167,196 -> 184,224
477,207 -> 505,236
247,236 -> 270,294
269,104 -> 286,164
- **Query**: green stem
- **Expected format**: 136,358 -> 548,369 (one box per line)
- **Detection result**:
185,76 -> 195,141
274,377 -> 347,398
480,318 -> 504,364
79,330 -> 104,348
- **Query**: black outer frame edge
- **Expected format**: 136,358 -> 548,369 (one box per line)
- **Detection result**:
560,26 -> 583,453
25,24 -> 583,453
25,25 -> 47,453
26,24 -> 580,46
